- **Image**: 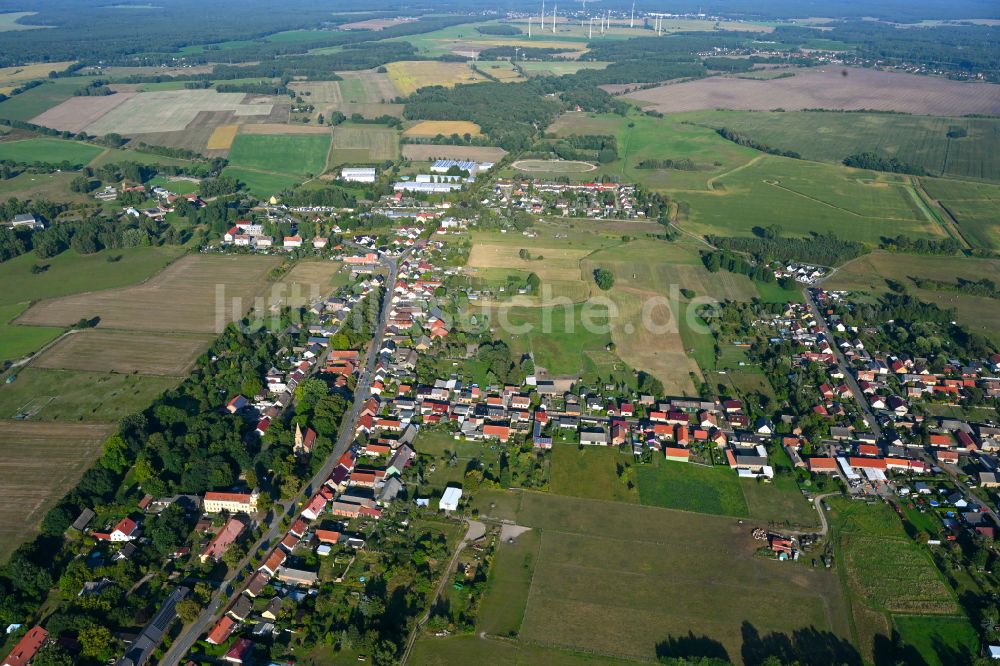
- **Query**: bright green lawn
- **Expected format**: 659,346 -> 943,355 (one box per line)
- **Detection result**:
493,303 -> 613,377
476,528 -> 540,637
221,166 -> 303,198
0,302 -> 62,363
892,615 -> 979,666
635,456 -> 748,517
549,444 -> 638,504
227,133 -> 331,177
0,245 -> 185,307
0,138 -> 102,166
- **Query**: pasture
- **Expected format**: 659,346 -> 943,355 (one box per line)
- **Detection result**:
0,77 -> 100,122
624,67 -> 1000,116
0,302 -> 62,363
922,177 -> 1000,249
512,159 -> 595,173
328,125 -> 399,165
0,421 -> 112,561
487,491 -> 853,664
385,60 -> 482,96
678,156 -> 945,244
686,110 -> 1000,182
221,166 -> 301,197
0,368 -> 178,422
227,132 -> 331,176
549,445 -> 638,504
0,245 -> 185,307
0,138 -> 102,166
0,171 -> 92,204
32,330 -> 213,376
404,120 -> 481,138
824,251 -> 1000,342
280,260 -> 347,300
17,254 -> 279,333
402,144 -> 506,162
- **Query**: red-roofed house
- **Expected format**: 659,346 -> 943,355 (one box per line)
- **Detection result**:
3,626 -> 47,666
315,529 -> 341,544
206,616 -> 236,645
664,447 -> 690,462
223,637 -> 254,664
808,457 -> 838,473
483,424 -> 511,442
201,517 -> 245,563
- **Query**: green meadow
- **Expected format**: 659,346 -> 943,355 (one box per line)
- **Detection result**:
0,138 -> 102,165
227,133 -> 331,177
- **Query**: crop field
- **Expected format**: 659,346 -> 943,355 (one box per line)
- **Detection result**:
0,137 -> 102,165
0,421 -> 112,561
404,120 -> 481,138
0,11 -> 50,32
0,302 -> 62,363
0,368 -> 178,422
831,498 -> 960,660
625,68 -> 1000,116
635,457 -> 748,516
55,89 -> 275,135
825,252 -> 1000,342
32,330 -> 213,376
549,445 -> 638,504
328,125 -> 399,165
385,61 -> 482,96
17,254 -> 279,333
489,491 -> 853,664
468,242 -> 590,283
206,123 -> 239,150
0,246 -> 185,308
477,61 -> 524,82
686,110 -> 1000,182
280,261 -> 347,300
28,92 -> 136,133
512,159 -> 596,173
227,133 -> 331,176
402,144 -> 506,162
922,177 -> 1000,249
291,73 -> 402,121
678,156 -> 945,244
0,60 -> 74,94
517,61 -> 611,77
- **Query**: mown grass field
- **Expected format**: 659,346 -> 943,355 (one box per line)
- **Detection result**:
824,251 -> 1000,343
476,528 -> 540,637
489,303 -> 612,377
412,634 -> 638,666
328,125 -> 399,165
0,367 -> 179,422
892,615 -> 980,666
0,137 -> 102,165
0,421 -> 112,562
227,133 -> 331,176
684,110 -> 1000,182
549,445 -> 638,504
0,302 -> 62,363
33,330 -> 212,376
0,245 -> 185,307
635,456 -> 749,517
490,491 -> 853,663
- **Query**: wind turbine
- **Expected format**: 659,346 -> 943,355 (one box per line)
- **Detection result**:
630,0 -> 635,28
552,3 -> 557,32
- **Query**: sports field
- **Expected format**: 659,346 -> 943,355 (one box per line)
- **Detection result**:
227,132 -> 331,176
404,120 -> 481,138
472,491 -> 853,664
328,125 -> 399,165
17,254 -> 279,333
32,330 -> 213,376
824,251 -> 1000,342
0,421 -> 112,561
625,67 -> 1000,116
686,110 -> 1000,182
0,138 -> 102,166
385,60 -> 482,96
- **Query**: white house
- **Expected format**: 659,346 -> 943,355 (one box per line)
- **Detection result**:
283,235 -> 302,249
439,487 -> 462,512
10,213 -> 45,231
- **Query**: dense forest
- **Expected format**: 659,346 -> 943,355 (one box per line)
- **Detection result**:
708,233 -> 867,266
842,152 -> 925,175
